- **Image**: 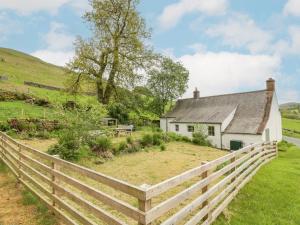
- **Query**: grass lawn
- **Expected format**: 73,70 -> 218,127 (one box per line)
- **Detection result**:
213,143 -> 300,225
282,118 -> 300,138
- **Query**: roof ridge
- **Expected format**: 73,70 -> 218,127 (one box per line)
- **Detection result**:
179,89 -> 267,101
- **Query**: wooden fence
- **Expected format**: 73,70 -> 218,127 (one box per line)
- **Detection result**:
0,131 -> 277,225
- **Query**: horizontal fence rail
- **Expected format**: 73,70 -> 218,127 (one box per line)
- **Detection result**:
0,131 -> 277,225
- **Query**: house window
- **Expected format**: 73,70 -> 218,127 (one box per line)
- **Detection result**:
175,124 -> 179,132
187,125 -> 194,132
208,126 -> 215,136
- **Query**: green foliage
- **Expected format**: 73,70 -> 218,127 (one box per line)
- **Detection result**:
147,55 -> 189,116
0,160 -> 8,173
91,136 -> 112,152
22,189 -> 39,205
277,140 -> 294,152
107,102 -> 129,124
126,136 -> 133,144
167,132 -> 191,142
67,0 -> 154,104
140,134 -> 153,147
192,132 -> 212,147
0,122 -> 9,131
152,132 -> 163,145
160,144 -> 166,151
48,131 -> 81,161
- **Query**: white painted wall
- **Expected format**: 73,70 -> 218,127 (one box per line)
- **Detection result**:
222,133 -> 263,150
160,120 -> 222,148
262,92 -> 282,142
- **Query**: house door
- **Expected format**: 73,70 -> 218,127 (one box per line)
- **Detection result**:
230,140 -> 243,151
265,128 -> 270,142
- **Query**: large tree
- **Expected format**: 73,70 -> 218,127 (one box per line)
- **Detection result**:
67,0 -> 153,104
147,56 -> 189,116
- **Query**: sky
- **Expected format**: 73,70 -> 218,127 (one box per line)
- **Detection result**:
0,0 -> 300,103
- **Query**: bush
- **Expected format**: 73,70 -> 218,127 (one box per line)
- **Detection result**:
126,136 -> 133,144
90,136 -> 112,152
182,136 -> 191,142
117,141 -> 127,154
140,134 -> 153,147
192,132 -> 212,147
0,122 -> 9,131
127,142 -> 141,153
278,141 -> 294,152
152,133 -> 163,145
48,131 -> 81,161
160,144 -> 166,151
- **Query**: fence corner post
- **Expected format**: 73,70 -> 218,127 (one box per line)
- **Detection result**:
139,184 -> 152,225
201,161 -> 211,221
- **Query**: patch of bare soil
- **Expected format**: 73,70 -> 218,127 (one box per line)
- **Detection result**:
0,173 -> 37,225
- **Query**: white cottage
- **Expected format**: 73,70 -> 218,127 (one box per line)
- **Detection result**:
160,78 -> 282,150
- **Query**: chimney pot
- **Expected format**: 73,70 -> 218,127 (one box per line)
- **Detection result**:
266,78 -> 275,92
193,88 -> 200,99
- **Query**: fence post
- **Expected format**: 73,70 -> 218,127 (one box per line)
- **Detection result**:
201,161 -> 210,221
139,184 -> 152,225
51,160 -> 56,207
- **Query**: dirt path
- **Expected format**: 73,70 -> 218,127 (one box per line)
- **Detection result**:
0,172 -> 38,225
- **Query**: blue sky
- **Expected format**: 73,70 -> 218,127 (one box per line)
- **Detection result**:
0,0 -> 300,103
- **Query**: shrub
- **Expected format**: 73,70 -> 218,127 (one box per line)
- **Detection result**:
126,136 -> 133,144
127,142 -> 141,153
192,132 -> 212,147
181,136 -> 191,142
140,134 -> 153,147
48,131 -> 81,161
117,141 -> 127,153
160,144 -> 166,151
0,122 -> 9,132
278,141 -> 294,152
152,132 -> 163,145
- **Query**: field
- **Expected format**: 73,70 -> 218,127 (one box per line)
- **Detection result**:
282,118 -> 300,138
214,142 -> 300,225
18,138 -> 228,186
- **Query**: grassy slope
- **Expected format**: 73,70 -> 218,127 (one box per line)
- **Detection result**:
0,48 -> 97,122
0,48 -> 67,87
214,144 -> 300,225
282,118 -> 300,138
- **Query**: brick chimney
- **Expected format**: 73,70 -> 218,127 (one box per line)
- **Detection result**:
193,88 -> 200,99
266,78 -> 275,92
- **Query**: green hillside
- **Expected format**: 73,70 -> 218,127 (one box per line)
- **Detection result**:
0,47 -> 68,89
0,48 -> 97,123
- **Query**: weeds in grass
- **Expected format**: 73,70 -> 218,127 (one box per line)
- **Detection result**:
0,160 -> 8,173
21,189 -> 57,225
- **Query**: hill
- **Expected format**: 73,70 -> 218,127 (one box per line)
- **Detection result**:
0,47 -> 69,90
280,102 -> 300,109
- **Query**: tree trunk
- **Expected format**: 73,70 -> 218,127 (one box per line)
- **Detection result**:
96,79 -> 104,103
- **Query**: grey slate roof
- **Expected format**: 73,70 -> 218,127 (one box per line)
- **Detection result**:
163,90 -> 273,134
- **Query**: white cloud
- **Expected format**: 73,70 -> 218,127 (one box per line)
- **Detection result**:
272,25 -> 300,55
206,14 -> 272,53
31,22 -> 75,66
32,50 -> 74,66
284,0 -> 300,17
0,0 -> 89,15
159,0 -> 228,29
177,51 -> 281,97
